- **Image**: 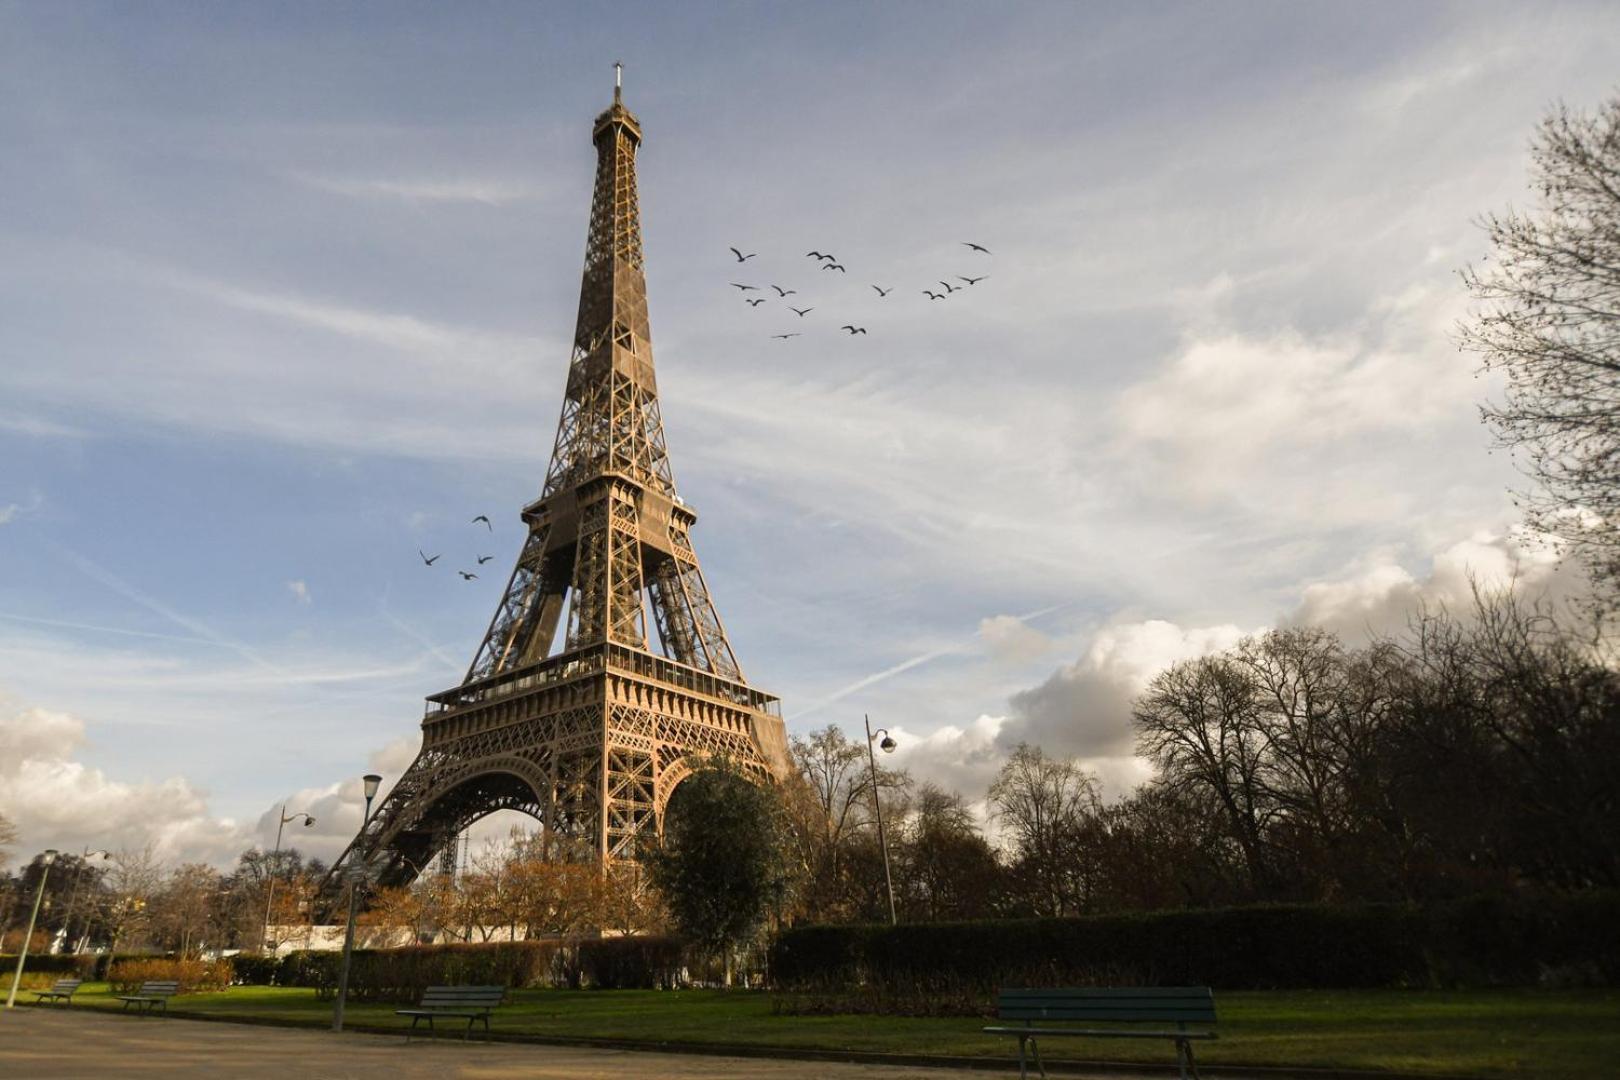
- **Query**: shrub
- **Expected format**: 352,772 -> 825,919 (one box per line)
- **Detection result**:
107,957 -> 233,994
579,935 -> 684,989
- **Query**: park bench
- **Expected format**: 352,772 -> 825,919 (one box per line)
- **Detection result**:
983,986 -> 1217,1080
395,985 -> 506,1041
116,979 -> 180,1015
31,978 -> 82,1006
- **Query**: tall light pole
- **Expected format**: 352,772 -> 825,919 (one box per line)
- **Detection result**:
6,850 -> 58,1009
333,773 -> 382,1033
864,715 -> 899,925
261,805 -> 316,954
60,848 -> 113,955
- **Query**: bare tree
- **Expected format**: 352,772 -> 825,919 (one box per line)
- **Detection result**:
987,744 -> 1099,916
1133,655 -> 1277,893
1461,93 -> 1620,603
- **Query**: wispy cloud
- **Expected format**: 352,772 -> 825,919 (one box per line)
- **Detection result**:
0,491 -> 44,526
286,580 -> 312,606
0,413 -> 86,439
287,172 -> 545,206
57,547 -> 284,675
791,603 -> 1075,722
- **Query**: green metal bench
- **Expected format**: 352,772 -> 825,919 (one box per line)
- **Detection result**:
115,979 -> 180,1015
983,986 -> 1217,1080
31,978 -> 82,1006
395,985 -> 506,1041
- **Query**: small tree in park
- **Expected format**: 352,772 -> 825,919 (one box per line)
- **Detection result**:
646,757 -> 791,985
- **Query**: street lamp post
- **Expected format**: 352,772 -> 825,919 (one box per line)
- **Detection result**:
6,849 -> 58,1009
333,773 -> 382,1033
60,848 -> 113,955
261,805 -> 316,954
863,715 -> 899,925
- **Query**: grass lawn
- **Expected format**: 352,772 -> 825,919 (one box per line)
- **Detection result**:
59,983 -> 1617,1078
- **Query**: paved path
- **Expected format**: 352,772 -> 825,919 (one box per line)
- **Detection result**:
0,1008 -> 1016,1079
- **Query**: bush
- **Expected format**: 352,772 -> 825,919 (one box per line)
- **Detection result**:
278,941 -> 567,1003
231,954 -> 281,985
579,936 -> 684,989
769,892 -> 1620,1014
107,957 -> 233,994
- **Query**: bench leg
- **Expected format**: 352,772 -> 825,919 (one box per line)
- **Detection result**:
1029,1036 -> 1046,1079
1176,1038 -> 1201,1080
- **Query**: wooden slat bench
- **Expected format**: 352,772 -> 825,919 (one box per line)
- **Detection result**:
116,979 -> 180,1015
983,987 -> 1217,1080
31,978 -> 82,1006
395,985 -> 506,1041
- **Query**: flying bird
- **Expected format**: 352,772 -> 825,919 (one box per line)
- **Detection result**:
771,333 -> 801,339
939,280 -> 960,293
770,285 -> 796,297
871,285 -> 892,297
418,550 -> 441,566
458,570 -> 478,581
790,306 -> 814,317
477,555 -> 494,564
730,283 -> 760,291
963,242 -> 991,254
840,325 -> 868,335
472,515 -> 492,530
746,298 -> 766,306
923,290 -> 945,300
823,263 -> 846,272
959,275 -> 988,285
806,251 -> 836,261
729,247 -> 758,262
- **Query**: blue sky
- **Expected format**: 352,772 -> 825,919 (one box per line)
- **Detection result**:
2,2 -> 1616,865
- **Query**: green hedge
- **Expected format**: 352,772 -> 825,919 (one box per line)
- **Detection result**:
579,936 -> 684,989
274,936 -> 690,1000
231,954 -> 280,985
0,954 -> 92,978
769,892 -> 1620,1006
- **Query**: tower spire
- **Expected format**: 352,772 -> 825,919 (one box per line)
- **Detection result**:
614,60 -> 622,103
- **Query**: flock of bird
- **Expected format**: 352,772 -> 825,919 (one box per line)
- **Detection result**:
417,516 -> 495,581
412,242 -> 996,569
725,242 -> 993,340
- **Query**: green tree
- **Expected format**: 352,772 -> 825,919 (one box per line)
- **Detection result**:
647,758 -> 791,984
1462,93 -> 1620,605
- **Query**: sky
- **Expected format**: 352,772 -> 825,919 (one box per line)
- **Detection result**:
2,2 -> 1616,869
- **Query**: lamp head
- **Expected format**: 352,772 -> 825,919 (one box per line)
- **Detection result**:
42,849 -> 59,866
302,816 -> 315,828
362,774 -> 382,800
879,735 -> 897,754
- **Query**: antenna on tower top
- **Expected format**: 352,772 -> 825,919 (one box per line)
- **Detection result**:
614,61 -> 622,102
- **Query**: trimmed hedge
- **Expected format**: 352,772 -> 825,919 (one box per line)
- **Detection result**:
231,953 -> 280,985
579,936 -> 683,989
769,891 -> 1620,1011
0,954 -> 90,977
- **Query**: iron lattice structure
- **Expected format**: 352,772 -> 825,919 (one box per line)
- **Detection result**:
330,85 -> 789,888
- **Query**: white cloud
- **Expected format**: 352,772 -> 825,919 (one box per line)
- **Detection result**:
286,580 -> 312,606
1285,528 -> 1579,642
1000,619 -> 1251,760
0,695 -> 249,868
979,615 -> 1052,665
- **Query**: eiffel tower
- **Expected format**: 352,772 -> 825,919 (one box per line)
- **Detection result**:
331,71 -> 789,887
